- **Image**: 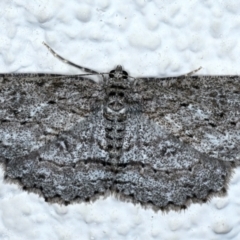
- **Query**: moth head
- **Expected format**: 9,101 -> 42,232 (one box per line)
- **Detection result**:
109,65 -> 128,79
106,65 -> 130,90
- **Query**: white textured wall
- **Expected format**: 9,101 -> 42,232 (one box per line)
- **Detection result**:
0,0 -> 240,239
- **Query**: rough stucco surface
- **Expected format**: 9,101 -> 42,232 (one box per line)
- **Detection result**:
0,0 -> 240,239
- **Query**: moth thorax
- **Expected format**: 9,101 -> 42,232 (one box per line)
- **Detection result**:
106,87 -> 127,112
106,78 -> 130,89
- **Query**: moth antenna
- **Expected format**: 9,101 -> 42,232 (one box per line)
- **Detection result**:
42,42 -> 100,75
182,66 -> 202,77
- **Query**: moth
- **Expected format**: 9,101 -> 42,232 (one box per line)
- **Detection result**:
0,43 -> 239,211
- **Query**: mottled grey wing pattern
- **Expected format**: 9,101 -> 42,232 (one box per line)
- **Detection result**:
0,74 -> 103,158
133,76 -> 240,162
0,74 -> 113,203
0,68 -> 238,210
116,113 -> 232,208
5,111 -> 113,203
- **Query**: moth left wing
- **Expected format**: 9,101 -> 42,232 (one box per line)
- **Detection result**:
131,75 -> 240,162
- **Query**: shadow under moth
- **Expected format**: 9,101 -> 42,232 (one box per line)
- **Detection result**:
0,43 -> 239,211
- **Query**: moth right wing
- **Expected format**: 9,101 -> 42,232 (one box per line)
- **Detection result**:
116,113 -> 232,209
131,75 -> 240,162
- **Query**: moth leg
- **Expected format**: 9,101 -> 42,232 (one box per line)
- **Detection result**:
42,42 -> 99,74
